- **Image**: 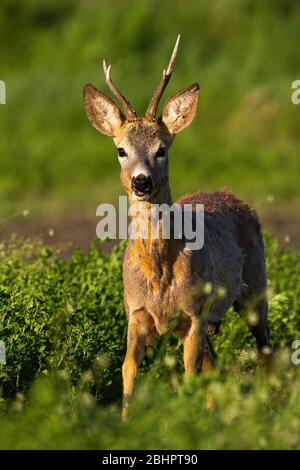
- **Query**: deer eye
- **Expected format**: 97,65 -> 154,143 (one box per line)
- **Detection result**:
155,147 -> 166,158
117,148 -> 127,157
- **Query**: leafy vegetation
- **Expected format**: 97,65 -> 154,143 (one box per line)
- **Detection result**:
0,236 -> 300,449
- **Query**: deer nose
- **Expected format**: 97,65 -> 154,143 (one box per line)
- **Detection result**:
131,174 -> 153,195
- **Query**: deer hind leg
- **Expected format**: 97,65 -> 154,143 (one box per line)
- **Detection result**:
235,240 -> 273,362
202,337 -> 217,410
202,336 -> 216,373
234,296 -> 273,364
249,299 -> 272,354
122,310 -> 156,419
202,319 -> 219,373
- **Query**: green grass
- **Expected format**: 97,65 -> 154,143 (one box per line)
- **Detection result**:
0,236 -> 300,449
0,0 -> 300,219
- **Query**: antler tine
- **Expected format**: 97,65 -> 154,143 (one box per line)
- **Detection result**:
102,59 -> 137,120
146,34 -> 181,119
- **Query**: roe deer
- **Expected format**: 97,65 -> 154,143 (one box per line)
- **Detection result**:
83,35 -> 272,417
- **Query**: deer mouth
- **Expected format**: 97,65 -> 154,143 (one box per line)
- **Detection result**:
133,190 -> 152,200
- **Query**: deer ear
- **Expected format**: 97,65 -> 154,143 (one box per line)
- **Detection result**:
83,84 -> 124,137
161,83 -> 199,134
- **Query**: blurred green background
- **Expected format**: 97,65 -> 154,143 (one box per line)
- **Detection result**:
0,0 -> 299,241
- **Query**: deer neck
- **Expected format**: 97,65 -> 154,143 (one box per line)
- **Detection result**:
129,183 -> 182,289
129,181 -> 174,250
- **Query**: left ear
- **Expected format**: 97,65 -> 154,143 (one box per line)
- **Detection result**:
160,83 -> 199,134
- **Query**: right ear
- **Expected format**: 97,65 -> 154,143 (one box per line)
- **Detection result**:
83,84 -> 124,137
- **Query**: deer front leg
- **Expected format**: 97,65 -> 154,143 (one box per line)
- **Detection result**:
122,311 -> 154,419
184,318 -> 216,409
183,317 -> 204,375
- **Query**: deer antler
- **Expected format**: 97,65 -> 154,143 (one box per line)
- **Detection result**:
146,35 -> 181,119
103,59 -> 137,120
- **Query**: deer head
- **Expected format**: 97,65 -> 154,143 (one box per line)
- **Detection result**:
84,36 -> 199,204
